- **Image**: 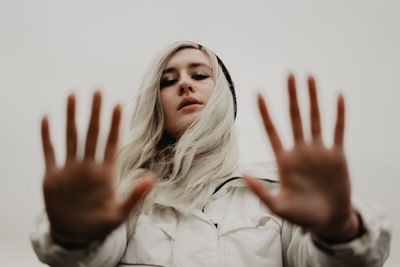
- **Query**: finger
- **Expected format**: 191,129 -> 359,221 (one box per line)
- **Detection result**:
104,104 -> 121,164
334,94 -> 345,147
287,74 -> 305,144
258,93 -> 283,155
84,91 -> 101,160
66,94 -> 77,162
243,174 -> 278,212
41,116 -> 56,170
308,76 -> 322,143
119,173 -> 156,219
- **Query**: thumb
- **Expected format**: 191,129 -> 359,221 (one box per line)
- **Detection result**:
119,172 -> 156,219
243,174 -> 277,212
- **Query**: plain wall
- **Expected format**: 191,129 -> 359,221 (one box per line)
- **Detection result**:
0,0 -> 399,265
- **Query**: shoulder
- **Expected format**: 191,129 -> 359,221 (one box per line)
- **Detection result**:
236,160 -> 279,181
207,163 -> 283,234
212,160 -> 279,197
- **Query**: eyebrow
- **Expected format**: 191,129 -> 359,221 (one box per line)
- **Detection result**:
162,62 -> 212,75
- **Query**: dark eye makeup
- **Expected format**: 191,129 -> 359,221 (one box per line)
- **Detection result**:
160,77 -> 178,88
192,71 -> 209,80
160,71 -> 210,89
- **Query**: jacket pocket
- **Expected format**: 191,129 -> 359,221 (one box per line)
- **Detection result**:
221,214 -> 283,267
121,214 -> 174,267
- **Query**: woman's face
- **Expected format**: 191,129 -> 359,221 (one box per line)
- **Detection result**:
160,48 -> 215,137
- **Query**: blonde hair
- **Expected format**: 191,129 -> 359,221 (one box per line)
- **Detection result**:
117,41 -> 239,234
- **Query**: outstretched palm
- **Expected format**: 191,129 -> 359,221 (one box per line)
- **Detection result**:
41,91 -> 154,245
245,75 -> 359,242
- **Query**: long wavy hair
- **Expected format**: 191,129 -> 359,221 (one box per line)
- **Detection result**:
117,41 -> 239,234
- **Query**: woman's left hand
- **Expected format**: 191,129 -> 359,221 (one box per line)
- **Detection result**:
244,74 -> 360,243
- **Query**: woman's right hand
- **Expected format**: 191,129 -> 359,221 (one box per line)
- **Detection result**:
41,91 -> 155,246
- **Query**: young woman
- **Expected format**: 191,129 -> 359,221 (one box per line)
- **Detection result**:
31,41 -> 391,267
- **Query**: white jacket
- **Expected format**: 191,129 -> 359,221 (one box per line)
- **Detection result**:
31,162 -> 391,267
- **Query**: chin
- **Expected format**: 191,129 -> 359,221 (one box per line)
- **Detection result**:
175,115 -> 200,137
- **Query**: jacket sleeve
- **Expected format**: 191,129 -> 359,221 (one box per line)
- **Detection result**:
283,197 -> 392,267
30,212 -> 127,267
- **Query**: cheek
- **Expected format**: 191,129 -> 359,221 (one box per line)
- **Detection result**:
160,89 -> 171,109
160,91 -> 176,121
204,80 -> 216,102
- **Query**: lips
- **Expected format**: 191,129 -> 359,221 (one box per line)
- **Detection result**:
178,96 -> 202,110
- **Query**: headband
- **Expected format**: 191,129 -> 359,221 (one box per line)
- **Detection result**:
216,55 -> 237,118
196,44 -> 237,118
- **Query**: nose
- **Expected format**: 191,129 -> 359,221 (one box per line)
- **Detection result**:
178,76 -> 194,95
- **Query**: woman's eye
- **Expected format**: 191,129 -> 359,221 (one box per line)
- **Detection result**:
160,77 -> 177,88
192,73 -> 209,80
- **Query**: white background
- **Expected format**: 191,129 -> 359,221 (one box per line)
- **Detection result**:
1,0 -> 399,266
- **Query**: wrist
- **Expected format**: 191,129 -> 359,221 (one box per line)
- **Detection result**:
50,228 -> 90,249
313,209 -> 364,244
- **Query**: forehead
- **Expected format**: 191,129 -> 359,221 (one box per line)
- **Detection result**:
165,48 -> 212,69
